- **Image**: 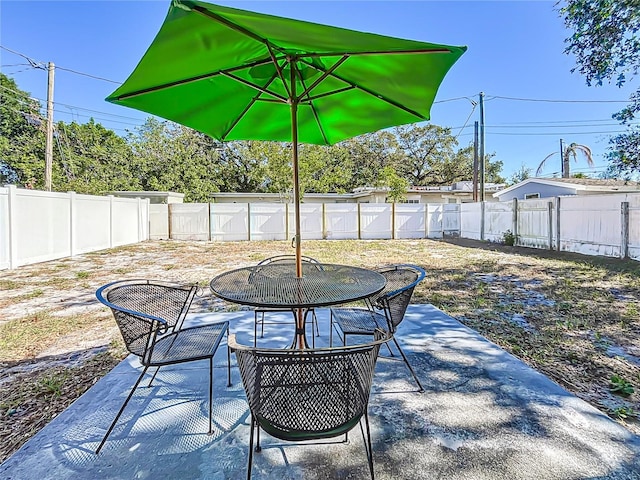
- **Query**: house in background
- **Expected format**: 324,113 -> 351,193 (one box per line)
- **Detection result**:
493,178 -> 640,202
110,191 -> 185,204
211,182 -> 505,204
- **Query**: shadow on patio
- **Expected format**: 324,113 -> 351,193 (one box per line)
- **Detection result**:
2,305 -> 639,479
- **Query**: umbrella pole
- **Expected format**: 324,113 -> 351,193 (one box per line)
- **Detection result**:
291,100 -> 302,279
290,60 -> 305,349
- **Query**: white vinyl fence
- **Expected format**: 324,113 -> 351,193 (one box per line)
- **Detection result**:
153,194 -> 639,262
0,186 -> 149,270
4,188 -> 639,271
456,193 -> 640,261
151,202 -> 460,242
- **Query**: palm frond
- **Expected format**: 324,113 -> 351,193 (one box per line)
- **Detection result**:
536,152 -> 557,176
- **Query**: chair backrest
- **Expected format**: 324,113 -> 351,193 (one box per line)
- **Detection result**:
96,279 -> 196,363
373,265 -> 426,332
231,330 -> 389,441
249,254 -> 322,282
257,254 -> 319,266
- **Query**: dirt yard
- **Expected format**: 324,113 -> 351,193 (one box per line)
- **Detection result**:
1,238 -> 639,462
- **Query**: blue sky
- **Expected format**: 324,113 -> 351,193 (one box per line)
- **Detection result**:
1,0 -> 637,180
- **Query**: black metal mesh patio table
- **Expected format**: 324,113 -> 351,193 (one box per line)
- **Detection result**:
210,263 -> 386,348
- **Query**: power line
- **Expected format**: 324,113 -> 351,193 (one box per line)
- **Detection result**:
1,45 -> 121,84
489,94 -> 630,104
1,84 -> 145,122
55,66 -> 121,84
483,130 -> 631,136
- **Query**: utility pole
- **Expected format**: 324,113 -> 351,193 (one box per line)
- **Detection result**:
44,61 -> 55,191
560,138 -> 566,178
473,121 -> 479,202
479,92 -> 485,202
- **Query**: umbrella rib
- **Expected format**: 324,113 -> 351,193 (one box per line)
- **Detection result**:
221,72 -> 288,103
112,57 -> 276,100
190,4 -> 271,45
300,54 -> 426,120
221,72 -> 282,140
297,71 -> 330,145
305,86 -> 355,102
298,57 -> 427,120
298,55 -> 349,100
267,43 -> 291,99
304,48 -> 454,58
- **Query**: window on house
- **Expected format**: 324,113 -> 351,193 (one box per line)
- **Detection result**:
524,193 -> 540,199
400,199 -> 419,204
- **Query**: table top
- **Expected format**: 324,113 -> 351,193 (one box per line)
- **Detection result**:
210,263 -> 386,309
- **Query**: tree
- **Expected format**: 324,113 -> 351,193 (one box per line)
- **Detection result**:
0,73 -> 45,187
560,0 -> 640,176
53,119 -> 135,194
338,131 -> 402,189
509,164 -> 533,185
535,142 -> 594,177
128,119 -> 225,202
394,124 -> 457,185
394,124 -> 504,186
376,166 -> 409,202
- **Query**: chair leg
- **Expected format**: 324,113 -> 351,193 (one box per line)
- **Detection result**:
147,366 -> 160,387
255,422 -> 261,452
329,311 -> 334,346
253,312 -> 258,347
247,416 -> 256,480
96,366 -> 149,454
393,337 -> 424,392
362,413 -> 375,480
208,356 -> 213,434
313,310 -> 320,337
227,345 -> 232,388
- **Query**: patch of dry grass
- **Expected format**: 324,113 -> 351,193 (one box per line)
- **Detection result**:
1,238 -> 639,461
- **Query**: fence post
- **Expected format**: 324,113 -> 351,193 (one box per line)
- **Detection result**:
548,201 -> 554,250
137,197 -> 143,243
357,203 -> 361,240
247,203 -> 251,241
555,197 -> 561,252
424,203 -> 429,238
207,201 -> 211,241
621,201 -> 630,259
512,198 -> 518,246
168,202 -> 173,240
109,195 -> 114,248
69,191 -> 77,257
480,201 -> 485,241
8,185 -> 18,269
391,202 -> 396,240
322,203 -> 326,240
285,202 -> 289,241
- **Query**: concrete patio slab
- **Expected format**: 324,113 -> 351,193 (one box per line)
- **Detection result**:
2,305 -> 639,479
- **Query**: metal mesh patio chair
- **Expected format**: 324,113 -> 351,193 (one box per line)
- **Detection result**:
230,329 -> 390,480
330,264 -> 426,391
250,255 -> 322,347
94,279 -> 231,454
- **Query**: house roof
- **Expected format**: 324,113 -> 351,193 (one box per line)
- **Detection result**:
494,177 -> 640,198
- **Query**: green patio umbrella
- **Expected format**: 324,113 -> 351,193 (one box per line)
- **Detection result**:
107,0 -> 466,277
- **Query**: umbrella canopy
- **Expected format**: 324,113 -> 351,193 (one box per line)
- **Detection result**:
107,0 -> 466,275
